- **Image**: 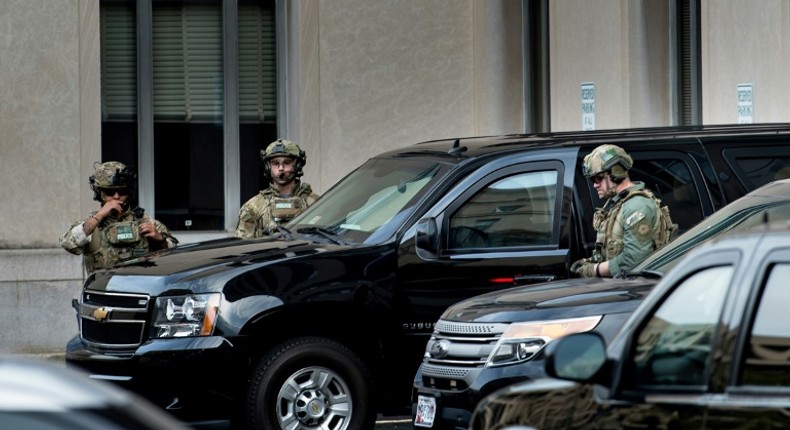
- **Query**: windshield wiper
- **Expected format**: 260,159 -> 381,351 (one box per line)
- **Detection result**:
268,225 -> 294,241
296,226 -> 347,245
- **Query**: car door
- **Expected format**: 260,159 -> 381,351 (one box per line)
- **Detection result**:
400,157 -> 571,315
704,247 -> 790,429
395,149 -> 575,342
598,250 -> 740,429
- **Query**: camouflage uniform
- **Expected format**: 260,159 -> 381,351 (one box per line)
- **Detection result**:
235,181 -> 319,238
591,183 -> 662,275
60,208 -> 176,273
572,144 -> 675,277
60,161 -> 178,273
236,139 -> 320,238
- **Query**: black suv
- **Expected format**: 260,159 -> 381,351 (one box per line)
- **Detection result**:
470,221 -> 790,430
65,124 -> 790,430
412,178 -> 790,430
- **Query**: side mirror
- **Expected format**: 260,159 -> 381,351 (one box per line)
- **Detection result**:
545,332 -> 607,383
415,218 -> 439,259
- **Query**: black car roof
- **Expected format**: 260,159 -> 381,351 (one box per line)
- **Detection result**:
377,123 -> 790,160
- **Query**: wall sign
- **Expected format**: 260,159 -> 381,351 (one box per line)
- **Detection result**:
581,82 -> 595,130
737,83 -> 753,124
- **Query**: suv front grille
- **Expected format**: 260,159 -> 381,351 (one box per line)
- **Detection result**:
79,290 -> 150,349
420,320 -> 509,390
425,320 -> 509,367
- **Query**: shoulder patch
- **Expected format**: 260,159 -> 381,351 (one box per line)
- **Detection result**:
624,210 -> 646,228
633,218 -> 653,242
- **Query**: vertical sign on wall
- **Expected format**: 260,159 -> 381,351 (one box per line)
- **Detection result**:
581,82 -> 595,130
737,83 -> 753,124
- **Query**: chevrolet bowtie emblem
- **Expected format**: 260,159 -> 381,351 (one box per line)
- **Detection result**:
93,307 -> 110,322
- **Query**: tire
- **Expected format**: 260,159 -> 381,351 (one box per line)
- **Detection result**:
246,336 -> 376,430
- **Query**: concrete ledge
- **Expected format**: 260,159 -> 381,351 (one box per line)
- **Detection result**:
0,248 -> 84,282
0,249 -> 82,354
0,279 -> 81,354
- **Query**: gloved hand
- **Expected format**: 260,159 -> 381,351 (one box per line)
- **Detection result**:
570,258 -> 596,278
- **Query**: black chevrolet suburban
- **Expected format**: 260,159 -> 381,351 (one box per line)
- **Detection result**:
65,124 -> 790,430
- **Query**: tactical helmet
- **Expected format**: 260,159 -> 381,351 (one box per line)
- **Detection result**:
260,139 -> 306,180
89,161 -> 137,202
582,144 -> 633,181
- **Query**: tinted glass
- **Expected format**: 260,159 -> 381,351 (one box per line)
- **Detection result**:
742,263 -> 790,386
723,148 -> 790,190
632,266 -> 732,386
448,170 -> 557,249
629,158 -> 703,234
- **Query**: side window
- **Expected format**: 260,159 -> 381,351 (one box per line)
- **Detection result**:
629,158 -> 703,235
632,266 -> 733,387
742,263 -> 790,386
723,147 -> 790,190
448,170 -> 557,249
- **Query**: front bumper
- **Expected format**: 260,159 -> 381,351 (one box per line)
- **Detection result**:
411,360 -> 546,430
66,334 -> 244,422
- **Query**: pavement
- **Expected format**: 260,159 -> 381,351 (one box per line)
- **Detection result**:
375,416 -> 414,429
190,416 -> 413,430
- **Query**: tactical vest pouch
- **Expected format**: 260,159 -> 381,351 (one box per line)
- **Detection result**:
606,238 -> 625,259
655,204 -> 679,248
272,197 -> 305,222
611,189 -> 678,251
592,209 -> 607,260
107,221 -> 141,245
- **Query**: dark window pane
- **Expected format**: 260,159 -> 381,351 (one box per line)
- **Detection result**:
152,1 -> 224,230
239,0 -> 278,204
723,147 -> 790,190
742,264 -> 790,386
629,158 -> 702,235
632,266 -> 731,386
100,0 -> 138,189
154,123 -> 224,230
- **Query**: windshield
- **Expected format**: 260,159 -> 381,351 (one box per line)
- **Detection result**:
289,157 -> 450,245
634,190 -> 790,274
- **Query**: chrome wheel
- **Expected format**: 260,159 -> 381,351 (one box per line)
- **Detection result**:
276,365 -> 352,430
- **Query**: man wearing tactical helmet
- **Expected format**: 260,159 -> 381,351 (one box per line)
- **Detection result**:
235,139 -> 320,238
60,161 -> 178,273
570,144 -> 676,278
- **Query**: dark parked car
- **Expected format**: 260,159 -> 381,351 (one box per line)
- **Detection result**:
471,222 -> 790,430
412,178 -> 790,429
0,356 -> 191,430
65,124 -> 790,430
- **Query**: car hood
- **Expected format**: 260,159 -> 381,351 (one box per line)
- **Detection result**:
441,277 -> 657,323
86,236 -> 359,295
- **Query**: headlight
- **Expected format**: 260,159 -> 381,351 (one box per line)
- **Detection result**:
485,315 -> 602,367
152,293 -> 221,338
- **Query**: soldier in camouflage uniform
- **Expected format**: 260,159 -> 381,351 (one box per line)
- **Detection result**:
570,144 -> 676,278
60,161 -> 178,274
235,139 -> 320,238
